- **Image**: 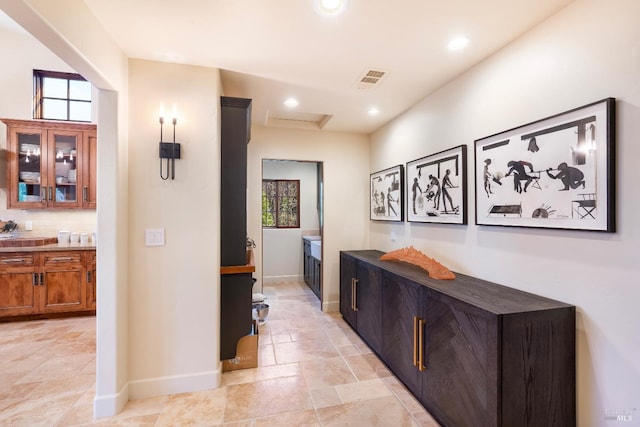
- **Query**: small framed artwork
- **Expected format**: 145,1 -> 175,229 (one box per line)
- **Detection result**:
370,165 -> 404,221
474,97 -> 615,232
406,145 -> 467,224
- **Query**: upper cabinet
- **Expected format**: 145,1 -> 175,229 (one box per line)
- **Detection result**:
1,119 -> 97,209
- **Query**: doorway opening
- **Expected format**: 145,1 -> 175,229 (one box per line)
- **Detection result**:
261,159 -> 324,308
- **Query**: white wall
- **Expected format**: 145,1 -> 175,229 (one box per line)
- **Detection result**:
127,59 -> 222,398
248,126 -> 369,312
262,160 -> 319,282
370,1 -> 640,425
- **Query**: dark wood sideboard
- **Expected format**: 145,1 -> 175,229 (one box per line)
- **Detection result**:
340,250 -> 575,427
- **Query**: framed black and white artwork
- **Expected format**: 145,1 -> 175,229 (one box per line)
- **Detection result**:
406,145 -> 467,224
370,165 -> 404,222
474,97 -> 615,232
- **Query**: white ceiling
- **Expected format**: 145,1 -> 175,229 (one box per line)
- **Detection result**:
12,1 -> 574,134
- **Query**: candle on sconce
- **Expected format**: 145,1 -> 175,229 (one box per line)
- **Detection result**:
159,102 -> 165,124
172,103 -> 178,125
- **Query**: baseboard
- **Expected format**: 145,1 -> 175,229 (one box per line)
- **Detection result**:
127,368 -> 222,400
94,382 -> 129,418
262,274 -> 302,284
323,300 -> 339,313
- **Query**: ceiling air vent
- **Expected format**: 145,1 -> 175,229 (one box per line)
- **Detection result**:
356,69 -> 387,90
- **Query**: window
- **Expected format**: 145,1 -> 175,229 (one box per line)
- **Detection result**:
33,69 -> 92,122
262,180 -> 300,228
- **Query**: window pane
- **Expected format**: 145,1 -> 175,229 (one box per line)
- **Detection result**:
262,181 -> 277,227
42,77 -> 67,98
69,80 -> 92,101
70,101 -> 92,122
43,99 -> 67,120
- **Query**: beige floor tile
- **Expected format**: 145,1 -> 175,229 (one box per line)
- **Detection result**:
317,395 -> 415,426
255,409 -> 320,426
274,338 -> 339,364
334,378 -> 393,403
344,353 -> 392,381
154,388 -> 227,426
16,353 -> 94,384
309,386 -> 342,409
0,280 -> 443,426
300,357 -> 357,389
224,375 -> 313,422
116,395 -> 168,419
257,343 -> 276,367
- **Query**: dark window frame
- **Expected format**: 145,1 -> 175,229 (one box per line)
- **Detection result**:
33,69 -> 91,122
262,179 -> 301,229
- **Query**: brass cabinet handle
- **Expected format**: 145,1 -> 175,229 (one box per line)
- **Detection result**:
83,186 -> 88,202
40,272 -> 44,286
352,278 -> 359,312
87,271 -> 92,283
350,279 -> 355,310
418,318 -> 427,371
1,258 -> 25,263
413,316 -> 419,367
48,186 -> 53,201
32,272 -> 37,286
49,257 -> 74,262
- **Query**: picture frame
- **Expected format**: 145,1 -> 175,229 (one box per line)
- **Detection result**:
474,97 -> 615,232
370,165 -> 404,221
406,145 -> 467,224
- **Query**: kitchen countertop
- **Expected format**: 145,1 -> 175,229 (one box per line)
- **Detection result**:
0,243 -> 96,253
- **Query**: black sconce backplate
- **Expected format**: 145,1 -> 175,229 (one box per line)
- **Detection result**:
159,142 -> 181,159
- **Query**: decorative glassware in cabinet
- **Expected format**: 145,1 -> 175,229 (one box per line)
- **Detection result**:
17,132 -> 43,203
53,134 -> 78,203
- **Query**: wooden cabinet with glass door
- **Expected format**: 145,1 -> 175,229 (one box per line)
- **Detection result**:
1,118 -> 97,209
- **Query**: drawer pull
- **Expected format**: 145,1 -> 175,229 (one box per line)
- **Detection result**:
351,278 -> 359,312
418,318 -> 426,371
413,316 -> 418,367
49,257 -> 74,262
1,258 -> 25,263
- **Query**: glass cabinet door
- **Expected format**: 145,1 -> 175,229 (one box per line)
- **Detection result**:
51,133 -> 78,204
17,131 -> 44,203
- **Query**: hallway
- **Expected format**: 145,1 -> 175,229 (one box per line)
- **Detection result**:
0,280 -> 439,426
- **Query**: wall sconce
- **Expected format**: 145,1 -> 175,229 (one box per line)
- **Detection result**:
159,103 -> 181,180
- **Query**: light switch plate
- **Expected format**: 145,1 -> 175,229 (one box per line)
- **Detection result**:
145,228 -> 165,246
25,220 -> 33,231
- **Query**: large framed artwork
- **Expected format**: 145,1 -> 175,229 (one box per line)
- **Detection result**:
406,145 -> 467,224
474,97 -> 615,232
370,165 -> 404,221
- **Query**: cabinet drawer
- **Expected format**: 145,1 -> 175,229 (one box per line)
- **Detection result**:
42,252 -> 83,266
0,253 -> 36,267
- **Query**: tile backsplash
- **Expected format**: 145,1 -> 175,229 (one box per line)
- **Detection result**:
0,190 -> 96,237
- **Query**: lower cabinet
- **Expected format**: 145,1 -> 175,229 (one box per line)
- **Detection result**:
340,250 -> 576,427
0,249 -> 96,319
0,252 -> 39,317
220,273 -> 254,360
303,239 -> 321,299
339,252 -> 383,354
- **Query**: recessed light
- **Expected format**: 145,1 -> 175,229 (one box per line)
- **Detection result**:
368,107 -> 380,116
284,98 -> 299,108
314,0 -> 347,16
447,36 -> 470,51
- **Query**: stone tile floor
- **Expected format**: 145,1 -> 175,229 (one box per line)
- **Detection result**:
0,280 -> 440,426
